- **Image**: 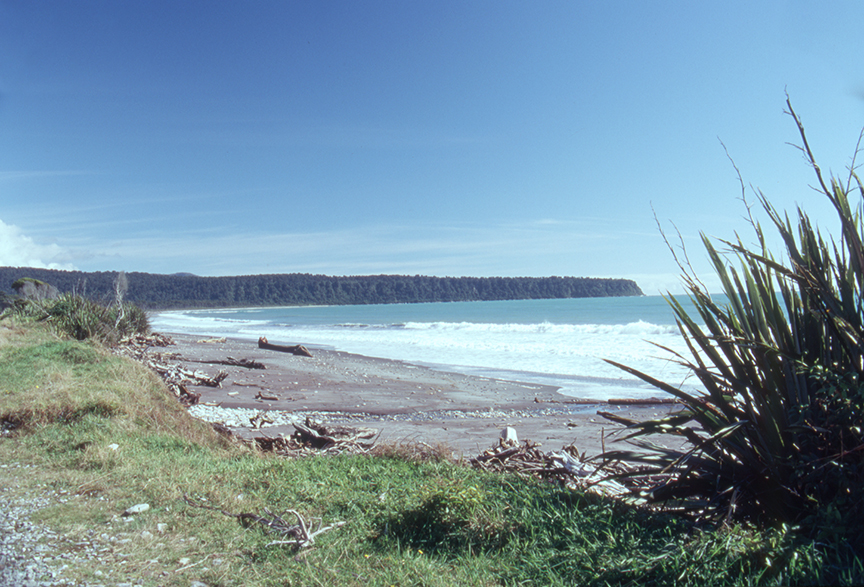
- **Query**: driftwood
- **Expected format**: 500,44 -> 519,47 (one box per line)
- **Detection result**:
211,422 -> 233,437
469,438 -> 633,498
258,337 -> 313,357
188,356 -> 266,370
182,494 -> 345,549
246,417 -> 378,457
148,363 -> 228,388
176,384 -> 201,406
607,398 -> 677,405
293,418 -> 378,449
112,334 -> 228,405
249,412 -> 275,429
596,410 -> 639,426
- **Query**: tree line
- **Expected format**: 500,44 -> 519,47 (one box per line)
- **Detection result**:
0,267 -> 643,309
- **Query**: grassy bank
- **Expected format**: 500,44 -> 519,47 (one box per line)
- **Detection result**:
0,320 -> 858,586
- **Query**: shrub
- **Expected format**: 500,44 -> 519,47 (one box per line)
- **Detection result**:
3,272 -> 149,343
4,293 -> 149,343
604,98 -> 864,549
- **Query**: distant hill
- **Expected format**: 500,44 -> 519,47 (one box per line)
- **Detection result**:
0,267 -> 643,309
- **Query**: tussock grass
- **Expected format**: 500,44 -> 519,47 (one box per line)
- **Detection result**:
1,319 -> 860,585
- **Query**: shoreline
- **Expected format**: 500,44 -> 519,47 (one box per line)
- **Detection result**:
164,333 -> 679,456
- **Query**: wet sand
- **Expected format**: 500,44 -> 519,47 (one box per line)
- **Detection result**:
166,333 -> 681,457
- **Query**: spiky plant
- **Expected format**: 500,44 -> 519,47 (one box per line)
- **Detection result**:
604,98 -> 864,545
4,292 -> 149,343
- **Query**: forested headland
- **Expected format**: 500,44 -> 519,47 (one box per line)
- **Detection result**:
0,267 -> 643,309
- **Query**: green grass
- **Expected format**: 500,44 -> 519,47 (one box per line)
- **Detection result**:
0,321 -> 860,585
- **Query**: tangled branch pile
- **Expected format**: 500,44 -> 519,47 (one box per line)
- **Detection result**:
114,333 -> 227,406
247,417 -> 378,457
471,438 -> 632,498
182,494 -> 345,549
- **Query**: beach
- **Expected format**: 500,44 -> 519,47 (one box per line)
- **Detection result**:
166,333 -> 680,457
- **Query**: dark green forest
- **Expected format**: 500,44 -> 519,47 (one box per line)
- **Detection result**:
0,267 -> 643,309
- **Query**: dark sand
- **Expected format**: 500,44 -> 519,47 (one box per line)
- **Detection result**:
167,334 -> 681,457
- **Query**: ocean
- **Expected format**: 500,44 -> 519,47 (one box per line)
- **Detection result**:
150,295 -> 705,402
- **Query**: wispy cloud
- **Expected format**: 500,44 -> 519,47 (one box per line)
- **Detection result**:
61,218 -> 678,283
0,219 -> 76,270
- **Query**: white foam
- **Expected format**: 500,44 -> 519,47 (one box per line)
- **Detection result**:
151,300 -> 697,401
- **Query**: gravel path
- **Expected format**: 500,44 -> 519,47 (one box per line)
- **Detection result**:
0,464 -> 77,586
0,463 -> 212,587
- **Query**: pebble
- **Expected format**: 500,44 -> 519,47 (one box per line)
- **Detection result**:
123,503 -> 150,516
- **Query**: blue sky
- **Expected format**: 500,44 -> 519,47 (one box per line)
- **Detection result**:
2,1 -> 863,294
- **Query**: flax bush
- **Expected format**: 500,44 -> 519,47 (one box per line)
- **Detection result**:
606,99 -> 864,550
3,292 -> 149,343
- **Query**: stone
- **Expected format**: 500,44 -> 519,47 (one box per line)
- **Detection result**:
123,503 -> 150,516
500,427 -> 518,445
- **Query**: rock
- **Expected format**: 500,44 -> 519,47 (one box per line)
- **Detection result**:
157,523 -> 168,533
500,427 -> 518,446
140,530 -> 153,540
108,443 -> 120,450
12,278 -> 60,301
123,503 -> 150,516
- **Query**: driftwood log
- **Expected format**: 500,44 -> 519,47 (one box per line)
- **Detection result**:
247,417 -> 379,456
607,398 -> 677,405
596,410 -> 639,426
292,418 -> 378,449
258,337 -> 313,357
188,356 -> 266,370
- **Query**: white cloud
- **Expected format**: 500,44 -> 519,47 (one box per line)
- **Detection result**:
0,219 -> 76,270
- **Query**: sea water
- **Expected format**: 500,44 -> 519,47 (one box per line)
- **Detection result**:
150,296 -> 705,401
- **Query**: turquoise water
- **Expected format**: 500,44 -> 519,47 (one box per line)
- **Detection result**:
152,295 -> 704,401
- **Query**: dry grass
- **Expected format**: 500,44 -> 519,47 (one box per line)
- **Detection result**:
369,439 -> 459,463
